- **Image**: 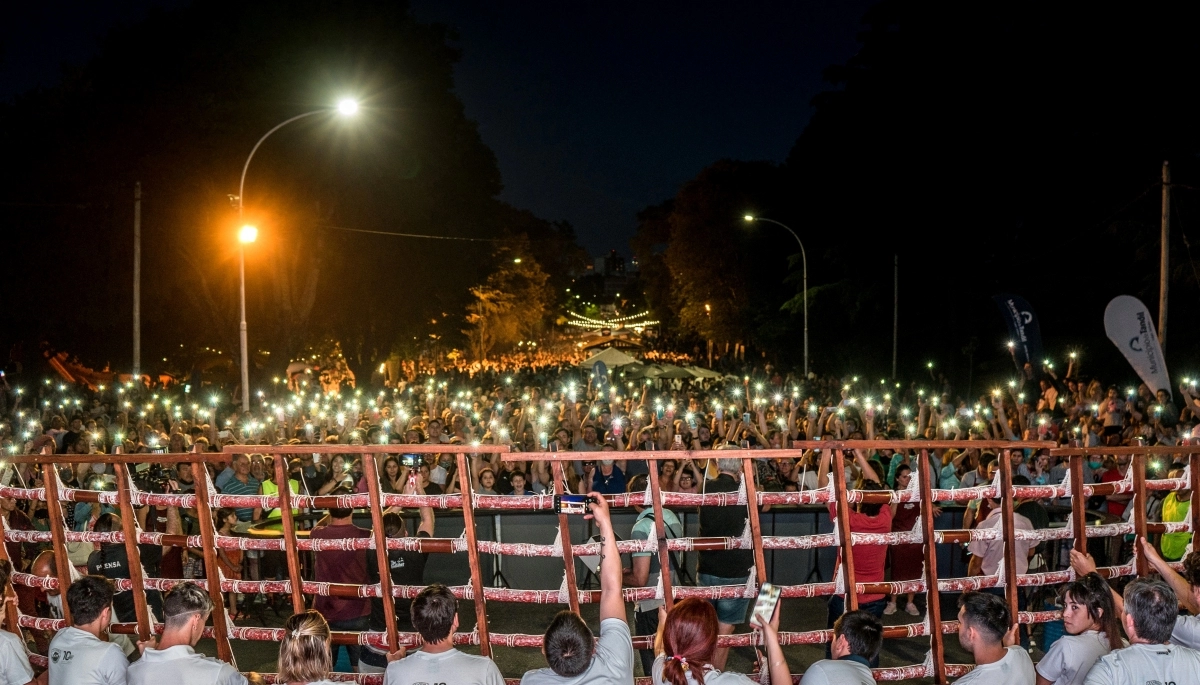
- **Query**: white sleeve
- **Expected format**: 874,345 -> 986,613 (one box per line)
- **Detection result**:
596,618 -> 634,677
1081,657 -> 1112,685
1035,639 -> 1065,683
98,645 -> 129,685
0,634 -> 34,685
1173,614 -> 1200,649
218,665 -> 249,685
484,660 -> 506,685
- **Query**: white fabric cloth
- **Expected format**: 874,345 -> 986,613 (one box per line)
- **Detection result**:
1035,631 -> 1115,685
48,626 -> 128,685
521,618 -> 634,685
0,630 -> 33,685
798,658 -> 874,685
953,645 -> 1035,684
128,645 -> 246,685
1083,642 -> 1200,685
650,654 -> 754,684
385,648 -> 504,685
1171,613 -> 1200,649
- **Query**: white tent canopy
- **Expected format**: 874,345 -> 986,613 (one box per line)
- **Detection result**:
579,347 -> 639,369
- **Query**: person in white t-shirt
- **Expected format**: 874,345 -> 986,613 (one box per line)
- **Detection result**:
521,493 -> 634,685
799,610 -> 879,685
48,575 -> 141,685
952,591 -> 1035,684
0,559 -> 34,685
1084,578 -> 1200,685
1036,573 -> 1124,685
385,584 -> 503,685
127,581 -> 247,685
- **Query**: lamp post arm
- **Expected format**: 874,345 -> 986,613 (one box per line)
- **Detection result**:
755,217 -> 806,272
238,109 -> 327,219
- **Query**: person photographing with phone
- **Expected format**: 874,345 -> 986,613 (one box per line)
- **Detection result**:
521,492 -> 634,684
651,591 -> 791,685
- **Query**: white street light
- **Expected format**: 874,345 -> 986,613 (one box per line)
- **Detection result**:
744,215 -> 808,377
234,99 -> 358,410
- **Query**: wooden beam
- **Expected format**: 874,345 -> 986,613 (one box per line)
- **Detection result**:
918,449 -> 946,685
40,447 -> 73,625
272,453 -> 306,614
190,446 -> 234,664
830,449 -> 859,611
1131,453 -> 1149,577
363,453 -> 398,653
998,448 -> 1019,621
552,461 -> 581,614
1070,454 -> 1087,554
456,453 -> 492,657
646,459 -> 674,610
741,457 -> 767,595
113,457 -> 151,643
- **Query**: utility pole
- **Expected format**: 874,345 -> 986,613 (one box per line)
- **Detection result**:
132,182 -> 142,381
892,254 -> 898,379
1159,160 -> 1170,353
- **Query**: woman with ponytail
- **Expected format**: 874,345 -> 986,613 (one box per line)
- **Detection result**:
279,610 -> 340,685
1035,572 -> 1124,685
652,597 -> 791,685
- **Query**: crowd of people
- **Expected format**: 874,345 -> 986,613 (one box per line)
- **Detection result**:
3,351 -> 1200,683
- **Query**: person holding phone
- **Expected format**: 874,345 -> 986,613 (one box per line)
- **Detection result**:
651,596 -> 791,685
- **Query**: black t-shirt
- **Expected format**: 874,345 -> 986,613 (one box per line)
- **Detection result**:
87,543 -> 164,622
698,473 -> 754,578
362,531 -> 430,667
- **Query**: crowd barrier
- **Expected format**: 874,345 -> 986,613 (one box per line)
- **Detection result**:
2,440 -> 1199,684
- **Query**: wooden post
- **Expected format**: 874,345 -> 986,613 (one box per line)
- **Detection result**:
918,449 -> 946,684
998,449 -> 1019,621
456,453 -> 492,657
646,457 -> 675,610
41,447 -> 73,625
552,461 -> 581,614
363,453 -> 397,652
741,457 -> 768,593
830,449 -> 859,611
191,446 -> 234,664
0,518 -> 21,636
273,454 -> 306,614
113,457 -> 151,643
1190,451 -> 1200,554
1131,453 -> 1149,577
1071,454 -> 1088,554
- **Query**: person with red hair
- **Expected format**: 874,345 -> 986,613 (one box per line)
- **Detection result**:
651,597 -> 791,685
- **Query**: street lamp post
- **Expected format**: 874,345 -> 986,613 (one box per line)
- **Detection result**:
234,98 -> 358,411
744,215 -> 808,377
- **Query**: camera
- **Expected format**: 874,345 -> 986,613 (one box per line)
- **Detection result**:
133,462 -> 172,493
401,454 -> 420,468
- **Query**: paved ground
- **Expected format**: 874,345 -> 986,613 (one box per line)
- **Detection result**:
195,593 -> 1042,683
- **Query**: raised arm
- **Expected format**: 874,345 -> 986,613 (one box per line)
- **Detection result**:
587,493 -> 624,621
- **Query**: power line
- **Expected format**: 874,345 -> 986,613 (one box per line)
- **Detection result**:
318,223 -> 522,242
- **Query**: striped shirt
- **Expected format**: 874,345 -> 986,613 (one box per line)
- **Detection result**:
220,474 -> 261,521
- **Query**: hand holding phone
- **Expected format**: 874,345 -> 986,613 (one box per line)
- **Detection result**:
751,583 -> 781,631
554,494 -> 597,515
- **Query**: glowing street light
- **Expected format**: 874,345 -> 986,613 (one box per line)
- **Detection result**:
239,225 -> 258,244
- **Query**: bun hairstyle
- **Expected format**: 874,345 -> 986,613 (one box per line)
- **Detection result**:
1061,572 -> 1124,651
661,598 -> 718,685
278,610 -> 332,684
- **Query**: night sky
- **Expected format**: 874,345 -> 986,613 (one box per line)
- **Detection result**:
3,1 -> 874,256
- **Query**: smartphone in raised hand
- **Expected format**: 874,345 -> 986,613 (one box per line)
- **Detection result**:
751,583 -> 780,626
